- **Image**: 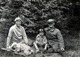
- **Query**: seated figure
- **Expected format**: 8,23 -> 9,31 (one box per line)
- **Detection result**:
33,29 -> 48,53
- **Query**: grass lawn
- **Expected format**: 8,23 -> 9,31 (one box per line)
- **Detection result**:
0,33 -> 80,57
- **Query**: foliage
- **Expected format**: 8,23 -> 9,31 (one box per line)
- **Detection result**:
0,0 -> 80,36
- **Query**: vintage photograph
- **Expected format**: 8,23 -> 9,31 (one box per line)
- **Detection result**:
0,0 -> 80,57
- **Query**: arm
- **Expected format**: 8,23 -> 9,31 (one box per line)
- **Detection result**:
33,35 -> 40,51
6,28 -> 13,47
57,30 -> 65,51
35,34 -> 41,44
44,44 -> 48,50
22,27 -> 28,44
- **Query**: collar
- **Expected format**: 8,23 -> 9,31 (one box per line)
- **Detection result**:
48,27 -> 56,32
15,24 -> 21,29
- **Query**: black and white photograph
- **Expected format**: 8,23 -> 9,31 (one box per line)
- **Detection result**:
0,0 -> 80,57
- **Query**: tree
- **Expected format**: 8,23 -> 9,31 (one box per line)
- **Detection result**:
0,0 -> 80,37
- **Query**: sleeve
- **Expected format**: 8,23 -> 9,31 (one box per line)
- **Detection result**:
57,29 -> 64,49
7,27 -> 13,47
8,27 -> 13,38
44,28 -> 48,32
22,27 -> 28,44
35,34 -> 40,43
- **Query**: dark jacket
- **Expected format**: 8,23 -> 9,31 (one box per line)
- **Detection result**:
44,27 -> 64,49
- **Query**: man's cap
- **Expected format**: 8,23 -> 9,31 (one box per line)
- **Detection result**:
14,17 -> 22,22
47,19 -> 55,23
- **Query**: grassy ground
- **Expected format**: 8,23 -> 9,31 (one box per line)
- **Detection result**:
0,33 -> 80,57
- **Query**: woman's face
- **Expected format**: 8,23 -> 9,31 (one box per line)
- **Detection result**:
15,20 -> 21,27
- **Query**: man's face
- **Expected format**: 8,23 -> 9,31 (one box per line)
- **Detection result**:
48,22 -> 55,28
15,20 -> 21,27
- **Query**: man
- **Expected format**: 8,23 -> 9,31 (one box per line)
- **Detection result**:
44,19 -> 64,52
6,17 -> 28,48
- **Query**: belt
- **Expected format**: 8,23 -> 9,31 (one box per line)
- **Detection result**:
48,39 -> 58,42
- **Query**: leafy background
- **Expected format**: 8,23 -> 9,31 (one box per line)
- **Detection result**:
0,0 -> 80,56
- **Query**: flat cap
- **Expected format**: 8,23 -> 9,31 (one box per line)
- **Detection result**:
47,19 -> 55,23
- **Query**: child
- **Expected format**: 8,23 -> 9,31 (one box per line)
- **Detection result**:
33,29 -> 48,53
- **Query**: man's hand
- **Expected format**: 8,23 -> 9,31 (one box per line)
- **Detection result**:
60,47 -> 65,51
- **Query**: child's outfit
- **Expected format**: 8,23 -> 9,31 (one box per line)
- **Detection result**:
34,33 -> 47,52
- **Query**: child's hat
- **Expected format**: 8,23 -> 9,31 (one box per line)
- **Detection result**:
39,29 -> 44,32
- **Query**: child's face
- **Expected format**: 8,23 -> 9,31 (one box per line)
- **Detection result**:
40,32 -> 44,35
